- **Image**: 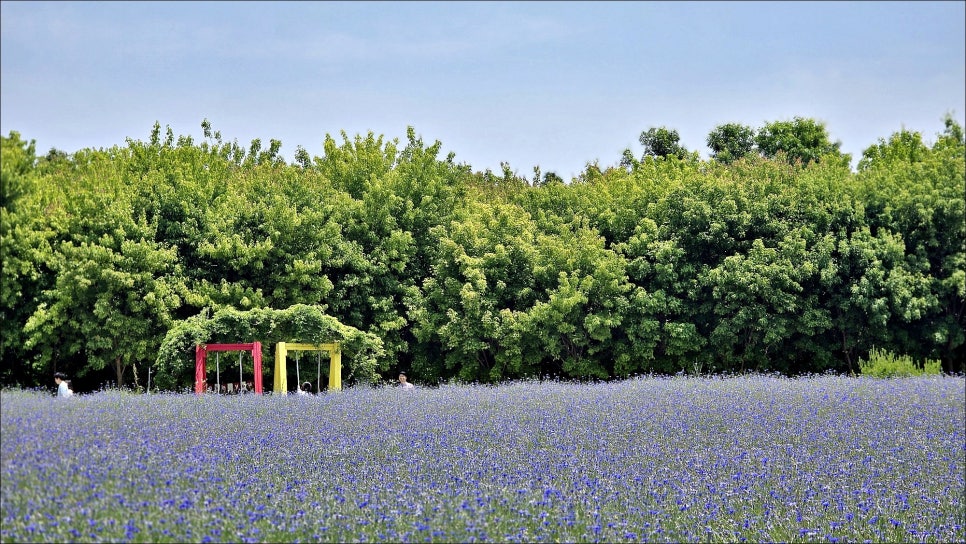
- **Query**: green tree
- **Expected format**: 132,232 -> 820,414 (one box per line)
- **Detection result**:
755,117 -> 844,166
412,200 -> 539,382
823,227 -> 933,372
857,129 -> 929,170
24,231 -> 184,388
639,126 -> 689,160
315,131 -> 398,199
615,218 -> 695,374
521,218 -> 632,380
4,116 -> 963,387
0,132 -> 59,385
11,138 -> 189,388
854,119 -> 965,370
707,123 -> 756,164
703,232 -> 832,373
316,127 -> 470,376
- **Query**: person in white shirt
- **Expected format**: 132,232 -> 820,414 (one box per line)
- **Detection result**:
398,372 -> 414,389
54,372 -> 72,397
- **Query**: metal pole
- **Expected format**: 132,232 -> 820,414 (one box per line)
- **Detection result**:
317,351 -> 321,394
296,351 -> 300,390
148,367 -> 151,394
216,352 -> 220,393
239,351 -> 243,394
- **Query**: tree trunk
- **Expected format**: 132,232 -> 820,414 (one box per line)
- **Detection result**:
114,355 -> 126,388
840,328 -> 854,375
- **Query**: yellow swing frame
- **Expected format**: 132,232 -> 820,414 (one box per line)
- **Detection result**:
274,342 -> 342,393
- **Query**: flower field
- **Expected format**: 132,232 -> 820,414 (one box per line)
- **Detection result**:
2,375 -> 964,543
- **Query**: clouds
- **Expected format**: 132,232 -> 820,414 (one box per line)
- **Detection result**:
2,1 -> 963,178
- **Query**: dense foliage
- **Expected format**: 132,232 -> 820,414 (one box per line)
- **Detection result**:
859,347 -> 942,378
1,117 -> 963,389
1,376 -> 963,542
155,304 -> 384,390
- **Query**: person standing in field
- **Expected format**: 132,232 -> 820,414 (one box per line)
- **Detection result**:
398,372 -> 414,389
54,372 -> 72,397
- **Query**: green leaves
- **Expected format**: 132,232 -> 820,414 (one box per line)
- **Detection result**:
755,117 -> 846,166
24,233 -> 183,388
414,201 -> 540,382
1,133 -> 54,384
3,116 -> 963,389
707,123 -> 756,165
704,235 -> 816,372
155,304 -> 384,389
638,126 -> 691,160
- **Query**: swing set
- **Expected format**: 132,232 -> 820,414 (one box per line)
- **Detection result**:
194,343 -> 263,394
274,342 -> 341,393
193,341 -> 342,394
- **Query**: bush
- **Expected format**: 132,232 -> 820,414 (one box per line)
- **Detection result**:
859,347 -> 943,377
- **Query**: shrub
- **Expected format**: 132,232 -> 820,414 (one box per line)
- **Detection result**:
859,346 -> 943,377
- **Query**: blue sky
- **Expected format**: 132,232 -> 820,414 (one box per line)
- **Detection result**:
2,1 -> 964,179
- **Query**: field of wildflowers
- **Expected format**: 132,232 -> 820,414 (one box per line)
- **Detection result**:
2,375 -> 963,543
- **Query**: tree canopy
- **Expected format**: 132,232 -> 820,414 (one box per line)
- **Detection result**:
1,115 -> 962,390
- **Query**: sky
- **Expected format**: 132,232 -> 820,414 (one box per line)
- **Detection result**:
2,1 -> 964,180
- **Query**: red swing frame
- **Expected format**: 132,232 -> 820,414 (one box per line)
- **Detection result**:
195,343 -> 263,394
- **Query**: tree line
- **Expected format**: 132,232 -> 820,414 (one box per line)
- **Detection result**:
1,116 -> 963,391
